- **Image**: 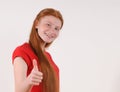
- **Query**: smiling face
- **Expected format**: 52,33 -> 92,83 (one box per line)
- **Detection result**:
35,15 -> 62,43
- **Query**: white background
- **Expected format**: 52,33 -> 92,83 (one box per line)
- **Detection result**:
0,0 -> 120,92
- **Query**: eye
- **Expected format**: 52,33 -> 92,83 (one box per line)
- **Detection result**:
46,23 -> 51,27
55,27 -> 60,31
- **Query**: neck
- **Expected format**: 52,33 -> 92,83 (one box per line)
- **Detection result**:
40,42 -> 46,52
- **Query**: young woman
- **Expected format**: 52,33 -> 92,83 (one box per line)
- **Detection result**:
12,8 -> 64,92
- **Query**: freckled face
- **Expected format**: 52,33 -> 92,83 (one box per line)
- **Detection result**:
35,15 -> 62,43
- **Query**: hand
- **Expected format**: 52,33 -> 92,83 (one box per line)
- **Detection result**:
27,59 -> 43,86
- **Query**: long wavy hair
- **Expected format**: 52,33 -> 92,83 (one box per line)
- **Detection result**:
29,8 -> 64,92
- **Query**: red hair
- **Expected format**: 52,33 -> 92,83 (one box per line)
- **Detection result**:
29,8 -> 64,92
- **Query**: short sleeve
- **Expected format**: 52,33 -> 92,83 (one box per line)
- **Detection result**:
12,46 -> 32,67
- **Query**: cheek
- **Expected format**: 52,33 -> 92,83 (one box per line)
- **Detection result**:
37,28 -> 43,37
55,32 -> 60,37
37,26 -> 44,33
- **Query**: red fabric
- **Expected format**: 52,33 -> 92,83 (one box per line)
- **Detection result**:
12,42 -> 59,92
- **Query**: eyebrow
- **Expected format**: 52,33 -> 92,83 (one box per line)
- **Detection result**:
45,21 -> 61,28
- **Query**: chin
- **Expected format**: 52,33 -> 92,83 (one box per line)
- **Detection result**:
46,41 -> 52,43
46,40 -> 54,43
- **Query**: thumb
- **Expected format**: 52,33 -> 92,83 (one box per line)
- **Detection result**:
33,59 -> 38,71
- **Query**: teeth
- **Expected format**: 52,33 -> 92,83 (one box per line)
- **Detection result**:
45,32 -> 54,39
45,33 -> 51,39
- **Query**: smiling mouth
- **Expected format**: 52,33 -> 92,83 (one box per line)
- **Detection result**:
45,33 -> 54,39
45,34 -> 52,39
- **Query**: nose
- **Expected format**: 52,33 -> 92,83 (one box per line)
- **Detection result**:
49,28 -> 57,37
50,32 -> 56,38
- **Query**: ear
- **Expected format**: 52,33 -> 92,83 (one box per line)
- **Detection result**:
35,20 -> 39,29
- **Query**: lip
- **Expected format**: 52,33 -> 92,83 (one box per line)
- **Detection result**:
45,33 -> 53,39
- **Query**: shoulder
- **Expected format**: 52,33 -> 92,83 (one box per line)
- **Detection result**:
12,42 -> 31,59
13,42 -> 30,52
12,42 -> 34,56
12,42 -> 38,67
15,42 -> 31,51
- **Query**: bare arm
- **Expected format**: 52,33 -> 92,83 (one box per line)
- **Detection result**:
13,57 -> 43,92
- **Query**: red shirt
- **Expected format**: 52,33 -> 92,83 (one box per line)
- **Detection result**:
12,42 -> 59,92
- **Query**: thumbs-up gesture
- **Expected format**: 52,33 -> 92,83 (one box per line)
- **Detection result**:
27,59 -> 43,86
33,59 -> 39,71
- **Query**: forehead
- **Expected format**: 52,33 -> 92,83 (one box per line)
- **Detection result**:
40,15 -> 62,26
